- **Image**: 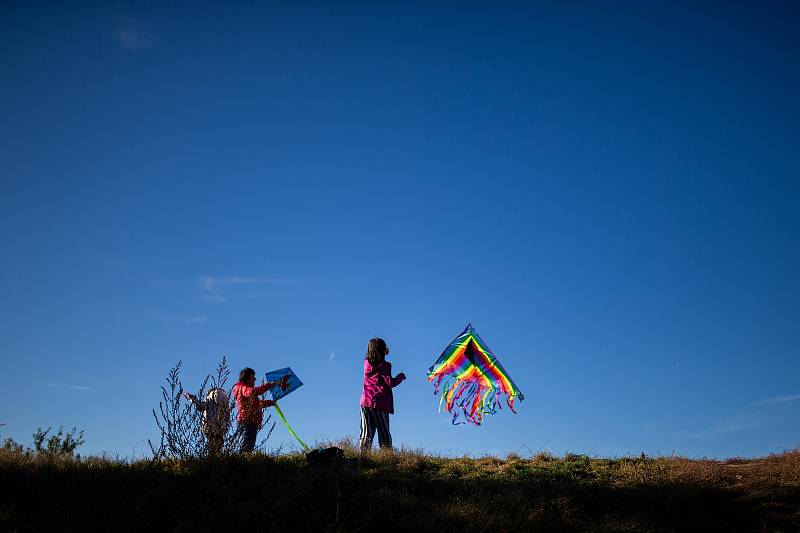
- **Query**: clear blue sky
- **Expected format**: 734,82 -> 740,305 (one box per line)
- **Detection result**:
1,2 -> 798,459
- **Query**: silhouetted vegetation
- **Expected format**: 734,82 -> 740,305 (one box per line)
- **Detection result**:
3,426 -> 84,459
1,439 -> 798,532
32,426 -> 84,457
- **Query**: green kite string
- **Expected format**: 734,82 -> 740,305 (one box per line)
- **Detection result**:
273,401 -> 309,451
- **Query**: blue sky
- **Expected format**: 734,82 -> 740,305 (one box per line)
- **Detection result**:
1,2 -> 798,459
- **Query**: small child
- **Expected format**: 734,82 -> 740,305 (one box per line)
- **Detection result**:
183,387 -> 230,455
359,337 -> 405,451
232,368 -> 288,453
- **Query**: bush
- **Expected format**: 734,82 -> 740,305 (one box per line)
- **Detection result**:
2,436 -> 26,455
1,426 -> 84,460
32,426 -> 84,457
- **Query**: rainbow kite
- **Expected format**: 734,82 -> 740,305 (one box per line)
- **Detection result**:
428,323 -> 524,425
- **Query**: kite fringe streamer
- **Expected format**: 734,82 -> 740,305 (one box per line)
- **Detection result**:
432,375 -> 520,425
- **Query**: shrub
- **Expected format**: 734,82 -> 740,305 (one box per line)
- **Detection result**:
32,426 -> 84,457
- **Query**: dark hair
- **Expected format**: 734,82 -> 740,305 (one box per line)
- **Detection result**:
366,338 -> 387,366
239,367 -> 255,383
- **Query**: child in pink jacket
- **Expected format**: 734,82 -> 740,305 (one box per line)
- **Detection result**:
359,337 -> 405,451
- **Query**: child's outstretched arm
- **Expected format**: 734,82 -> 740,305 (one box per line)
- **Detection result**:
388,372 -> 406,387
182,392 -> 207,412
254,376 -> 289,395
378,362 -> 406,387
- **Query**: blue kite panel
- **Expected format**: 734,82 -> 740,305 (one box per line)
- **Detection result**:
264,367 -> 303,401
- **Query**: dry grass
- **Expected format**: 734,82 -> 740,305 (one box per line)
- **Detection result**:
1,443 -> 799,532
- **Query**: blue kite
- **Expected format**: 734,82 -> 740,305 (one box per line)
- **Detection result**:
263,367 -> 307,449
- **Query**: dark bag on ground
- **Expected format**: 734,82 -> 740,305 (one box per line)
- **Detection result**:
306,447 -> 344,466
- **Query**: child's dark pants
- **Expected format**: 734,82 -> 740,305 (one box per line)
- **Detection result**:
238,423 -> 258,452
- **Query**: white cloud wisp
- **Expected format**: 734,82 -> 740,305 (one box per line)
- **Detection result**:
198,275 -> 297,303
751,394 -> 800,407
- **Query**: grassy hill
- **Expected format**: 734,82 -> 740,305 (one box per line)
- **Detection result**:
2,442 -> 799,532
